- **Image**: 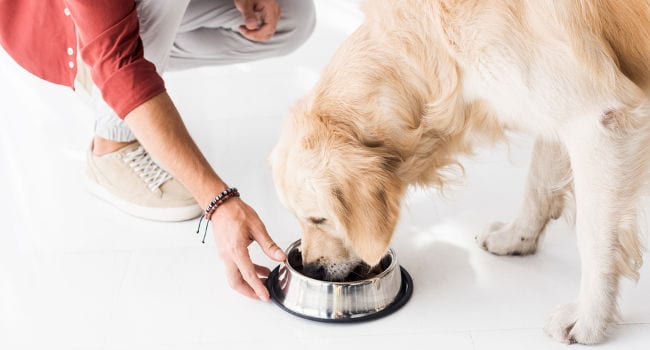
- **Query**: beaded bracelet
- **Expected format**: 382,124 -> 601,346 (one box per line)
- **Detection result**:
195,187 -> 240,243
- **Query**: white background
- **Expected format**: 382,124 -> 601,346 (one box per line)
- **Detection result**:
0,1 -> 648,349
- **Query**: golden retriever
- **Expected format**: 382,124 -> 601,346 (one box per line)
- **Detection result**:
270,0 -> 650,344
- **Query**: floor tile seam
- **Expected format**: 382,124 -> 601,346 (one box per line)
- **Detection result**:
101,249 -> 134,348
190,115 -> 285,121
46,246 -> 207,256
291,328 -> 473,340
616,322 -> 650,326
467,322 -> 650,334
469,331 -> 477,350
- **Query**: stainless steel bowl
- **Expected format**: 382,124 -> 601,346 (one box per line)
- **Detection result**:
267,240 -> 413,322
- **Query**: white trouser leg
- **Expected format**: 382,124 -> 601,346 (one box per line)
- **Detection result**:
91,0 -> 315,141
168,0 -> 315,69
92,0 -> 192,142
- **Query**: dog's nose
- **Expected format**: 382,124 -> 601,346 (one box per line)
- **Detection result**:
302,263 -> 326,280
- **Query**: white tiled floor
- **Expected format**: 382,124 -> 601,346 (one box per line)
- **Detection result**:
1,1 -> 648,349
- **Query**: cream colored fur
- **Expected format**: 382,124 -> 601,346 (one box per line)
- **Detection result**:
271,0 -> 650,344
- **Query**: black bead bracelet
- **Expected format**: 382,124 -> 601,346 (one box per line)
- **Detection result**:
195,187 -> 240,243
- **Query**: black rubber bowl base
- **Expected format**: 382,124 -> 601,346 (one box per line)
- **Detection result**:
266,266 -> 413,323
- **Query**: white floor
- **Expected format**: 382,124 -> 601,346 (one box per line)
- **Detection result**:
1,1 -> 649,350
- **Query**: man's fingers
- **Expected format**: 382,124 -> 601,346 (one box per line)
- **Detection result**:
212,196 -> 280,300
251,225 -> 285,262
235,0 -> 260,29
259,4 -> 280,37
233,248 -> 270,301
238,24 -> 274,42
224,261 -> 258,299
245,13 -> 261,30
238,2 -> 280,42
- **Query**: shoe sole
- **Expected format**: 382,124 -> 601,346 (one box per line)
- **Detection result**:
84,176 -> 203,222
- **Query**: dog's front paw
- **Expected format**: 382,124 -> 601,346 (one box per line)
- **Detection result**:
475,221 -> 538,256
544,303 -> 608,345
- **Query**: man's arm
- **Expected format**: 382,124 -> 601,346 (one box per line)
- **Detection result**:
126,92 -> 226,208
126,92 -> 286,300
67,0 -> 286,300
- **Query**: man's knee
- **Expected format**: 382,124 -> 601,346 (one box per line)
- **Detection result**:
274,0 -> 316,55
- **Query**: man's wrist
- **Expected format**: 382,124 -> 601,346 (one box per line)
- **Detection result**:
198,181 -> 230,209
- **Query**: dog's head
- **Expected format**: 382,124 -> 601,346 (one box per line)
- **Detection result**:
271,99 -> 406,281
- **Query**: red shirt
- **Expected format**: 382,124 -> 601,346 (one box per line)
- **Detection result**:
0,0 -> 165,119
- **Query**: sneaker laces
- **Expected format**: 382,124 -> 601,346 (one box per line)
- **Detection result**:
123,145 -> 173,192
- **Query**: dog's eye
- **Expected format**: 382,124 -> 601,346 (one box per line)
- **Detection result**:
309,217 -> 327,225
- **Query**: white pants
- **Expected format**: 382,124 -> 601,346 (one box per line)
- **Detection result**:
92,0 -> 316,142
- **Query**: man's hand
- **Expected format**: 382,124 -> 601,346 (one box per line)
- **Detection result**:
234,0 -> 281,42
125,93 -> 285,301
211,197 -> 286,300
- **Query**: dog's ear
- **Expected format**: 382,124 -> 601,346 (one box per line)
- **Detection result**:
332,153 -> 404,266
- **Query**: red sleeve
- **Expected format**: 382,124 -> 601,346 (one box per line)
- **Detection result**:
0,0 -> 76,86
65,0 -> 166,119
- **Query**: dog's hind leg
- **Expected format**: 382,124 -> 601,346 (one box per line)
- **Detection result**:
476,138 -> 571,256
543,100 -> 647,344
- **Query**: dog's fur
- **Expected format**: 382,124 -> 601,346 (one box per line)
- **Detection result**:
270,0 -> 650,344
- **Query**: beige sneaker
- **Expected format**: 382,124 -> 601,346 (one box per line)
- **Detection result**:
85,142 -> 203,221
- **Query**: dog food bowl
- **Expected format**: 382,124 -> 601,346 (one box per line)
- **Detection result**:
266,239 -> 413,323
